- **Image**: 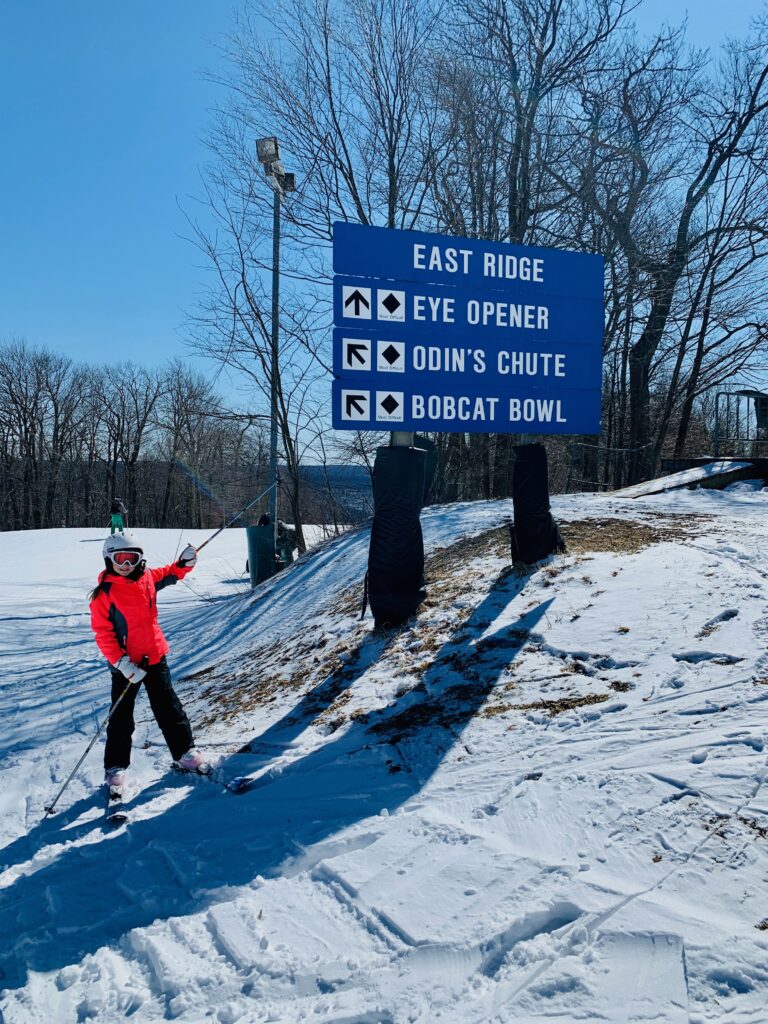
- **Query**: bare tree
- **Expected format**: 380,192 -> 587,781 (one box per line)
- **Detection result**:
100,364 -> 165,514
0,341 -> 90,528
443,0 -> 636,243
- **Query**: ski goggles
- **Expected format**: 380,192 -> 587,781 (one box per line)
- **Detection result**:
112,549 -> 142,567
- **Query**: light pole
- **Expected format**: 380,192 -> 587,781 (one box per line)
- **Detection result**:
256,136 -> 296,564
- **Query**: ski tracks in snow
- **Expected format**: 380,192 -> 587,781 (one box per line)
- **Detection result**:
4,493 -> 768,1021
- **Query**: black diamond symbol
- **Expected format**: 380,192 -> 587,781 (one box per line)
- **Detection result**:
381,394 -> 400,415
382,293 -> 401,314
382,344 -> 400,365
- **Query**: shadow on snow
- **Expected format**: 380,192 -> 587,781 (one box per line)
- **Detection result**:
0,566 -> 548,992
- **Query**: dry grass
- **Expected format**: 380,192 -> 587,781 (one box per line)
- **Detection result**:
186,510 -> 706,736
192,631 -> 367,730
609,680 -> 634,693
483,692 -> 611,718
337,512 -> 700,625
739,816 -> 768,840
368,693 -> 450,743
427,527 -> 510,576
562,515 -> 704,556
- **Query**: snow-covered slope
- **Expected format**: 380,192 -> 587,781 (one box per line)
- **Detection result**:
2,487 -> 768,1023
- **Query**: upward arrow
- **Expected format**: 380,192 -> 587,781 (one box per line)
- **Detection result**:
344,289 -> 370,316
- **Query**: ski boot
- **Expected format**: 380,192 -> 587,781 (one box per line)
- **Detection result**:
104,767 -> 128,824
173,748 -> 211,775
105,767 -> 126,793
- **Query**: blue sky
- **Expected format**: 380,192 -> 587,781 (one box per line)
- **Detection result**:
0,1 -> 239,368
0,0 -> 764,373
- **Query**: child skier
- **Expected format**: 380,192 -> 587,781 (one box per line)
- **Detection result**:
109,498 -> 128,534
89,531 -> 207,789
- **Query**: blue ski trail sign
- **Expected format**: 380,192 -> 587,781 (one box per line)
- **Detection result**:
332,222 -> 604,434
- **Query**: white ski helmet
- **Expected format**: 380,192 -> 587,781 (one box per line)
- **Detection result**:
103,531 -> 144,576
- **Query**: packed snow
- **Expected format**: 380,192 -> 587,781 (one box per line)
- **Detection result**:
2,485 -> 768,1023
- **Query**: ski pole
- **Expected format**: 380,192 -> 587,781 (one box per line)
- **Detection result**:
43,671 -> 143,819
193,482 -> 277,555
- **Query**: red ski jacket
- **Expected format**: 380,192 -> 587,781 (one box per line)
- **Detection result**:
89,562 -> 193,667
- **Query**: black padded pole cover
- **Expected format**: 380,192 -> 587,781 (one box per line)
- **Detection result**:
509,443 -> 565,564
368,445 -> 427,627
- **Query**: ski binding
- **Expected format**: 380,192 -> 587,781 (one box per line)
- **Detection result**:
106,785 -> 128,825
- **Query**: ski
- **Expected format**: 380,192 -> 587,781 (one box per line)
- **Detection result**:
224,775 -> 251,793
172,761 -> 213,779
172,762 -> 251,794
105,784 -> 128,825
208,770 -> 271,794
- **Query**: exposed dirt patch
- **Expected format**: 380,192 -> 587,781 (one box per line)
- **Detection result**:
371,687 -> 614,740
506,692 -> 611,717
193,529 -> 518,732
739,816 -> 768,840
704,813 -> 731,839
697,623 -> 719,639
609,680 -> 634,693
562,516 -> 704,555
481,702 -> 517,718
194,633 -> 374,730
474,632 -> 529,654
188,512 -> 704,737
312,509 -> 709,620
704,812 -> 768,847
368,694 -> 451,743
334,528 -> 513,616
427,527 -> 510,581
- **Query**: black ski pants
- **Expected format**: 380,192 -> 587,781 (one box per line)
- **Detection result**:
104,656 -> 194,770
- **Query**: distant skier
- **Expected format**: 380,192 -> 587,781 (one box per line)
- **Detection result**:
109,498 -> 128,534
89,531 -> 207,790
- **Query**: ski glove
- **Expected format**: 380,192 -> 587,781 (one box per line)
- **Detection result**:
178,544 -> 197,568
112,656 -> 147,684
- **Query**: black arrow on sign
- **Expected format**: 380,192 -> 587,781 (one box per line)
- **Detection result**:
345,394 -> 367,417
346,343 -> 368,366
344,289 -> 370,316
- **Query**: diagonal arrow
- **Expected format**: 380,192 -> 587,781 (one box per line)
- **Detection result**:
344,289 -> 370,316
346,342 -> 368,366
345,394 -> 367,416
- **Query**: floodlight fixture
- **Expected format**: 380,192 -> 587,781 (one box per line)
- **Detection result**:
255,132 -> 297,577
256,136 -> 280,164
